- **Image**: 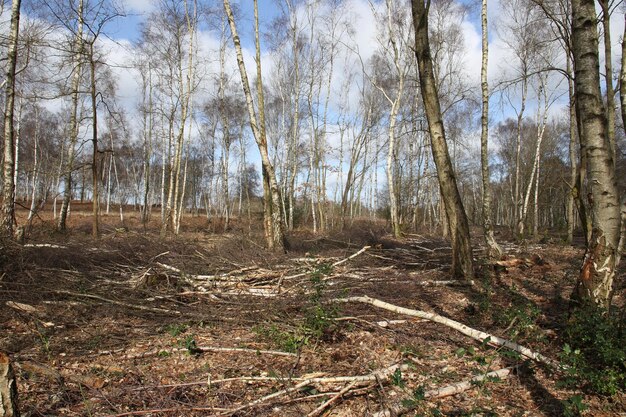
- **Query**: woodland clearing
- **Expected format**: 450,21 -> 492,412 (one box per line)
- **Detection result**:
1,204 -> 624,416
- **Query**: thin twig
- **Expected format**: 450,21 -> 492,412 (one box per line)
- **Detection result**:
305,380 -> 359,417
52,290 -> 181,315
116,346 -> 296,361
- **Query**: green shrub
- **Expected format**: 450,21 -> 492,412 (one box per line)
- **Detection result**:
562,394 -> 588,417
560,306 -> 625,396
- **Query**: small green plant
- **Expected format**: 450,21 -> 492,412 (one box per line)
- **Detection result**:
303,263 -> 340,341
254,264 -> 341,353
165,323 -> 188,337
157,350 -> 171,358
560,305 -> 625,396
495,299 -> 541,341
254,324 -> 307,353
391,368 -> 405,388
38,333 -> 51,355
562,394 -> 588,417
400,385 -> 425,409
178,335 -> 202,356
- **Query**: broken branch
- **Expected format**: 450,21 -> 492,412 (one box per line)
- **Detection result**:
52,290 -> 181,315
331,246 -> 371,268
219,362 -> 407,416
374,366 -> 516,417
338,295 -> 557,367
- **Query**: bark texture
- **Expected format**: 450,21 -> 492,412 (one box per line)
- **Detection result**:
1,0 -> 22,237
0,352 -> 19,417
571,0 -> 622,308
620,14 -> 626,138
411,0 -> 474,280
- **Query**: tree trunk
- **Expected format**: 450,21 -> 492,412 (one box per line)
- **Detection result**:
59,0 -> 83,232
89,42 -> 100,238
12,97 -> 23,207
223,0 -> 285,250
27,107 -> 40,228
571,0 -> 622,308
141,64 -> 153,225
621,14 -> 626,138
218,23 -> 230,230
567,53 -> 578,244
386,89 -> 403,238
479,0 -> 502,259
1,0 -> 22,236
0,352 -> 19,417
599,0 -> 616,167
520,78 -> 548,237
514,76 -> 528,236
411,0 -> 474,280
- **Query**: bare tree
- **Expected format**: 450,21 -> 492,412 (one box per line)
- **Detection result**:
2,0 -> 22,236
58,0 -> 84,232
479,0 -> 502,258
411,0 -> 474,280
83,0 -> 122,237
223,0 -> 286,250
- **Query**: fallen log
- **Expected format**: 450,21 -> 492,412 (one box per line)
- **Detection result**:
218,362 -> 408,416
374,366 -> 515,417
337,295 -> 557,368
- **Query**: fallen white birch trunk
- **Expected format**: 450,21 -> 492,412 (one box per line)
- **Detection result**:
426,366 -> 514,398
415,280 -> 475,286
23,243 -> 67,248
219,362 -> 407,416
374,367 -> 515,417
338,295 -> 557,367
330,246 -> 371,268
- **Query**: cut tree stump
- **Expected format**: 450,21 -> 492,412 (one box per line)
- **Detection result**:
0,352 -> 19,417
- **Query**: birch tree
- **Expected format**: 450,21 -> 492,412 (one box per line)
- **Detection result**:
479,0 -> 502,258
411,0 -> 474,280
58,0 -> 84,232
1,0 -> 22,236
223,0 -> 286,250
571,0 -> 622,308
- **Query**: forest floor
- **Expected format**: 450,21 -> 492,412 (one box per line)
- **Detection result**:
1,204 -> 625,416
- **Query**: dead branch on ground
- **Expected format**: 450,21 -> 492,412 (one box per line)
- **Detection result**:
99,346 -> 296,360
338,295 -> 557,367
374,366 -> 516,417
52,290 -> 181,315
217,362 -> 407,416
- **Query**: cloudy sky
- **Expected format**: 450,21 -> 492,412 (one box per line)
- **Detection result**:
3,0 -> 624,182
100,0 -> 624,122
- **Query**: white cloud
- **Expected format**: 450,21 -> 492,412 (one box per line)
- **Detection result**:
119,0 -> 155,14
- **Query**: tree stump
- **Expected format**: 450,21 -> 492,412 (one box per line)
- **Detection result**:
0,352 -> 19,417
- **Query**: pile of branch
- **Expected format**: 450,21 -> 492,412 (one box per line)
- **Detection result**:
150,246 -> 373,296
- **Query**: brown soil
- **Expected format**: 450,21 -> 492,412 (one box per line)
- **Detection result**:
1,205 -> 624,416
